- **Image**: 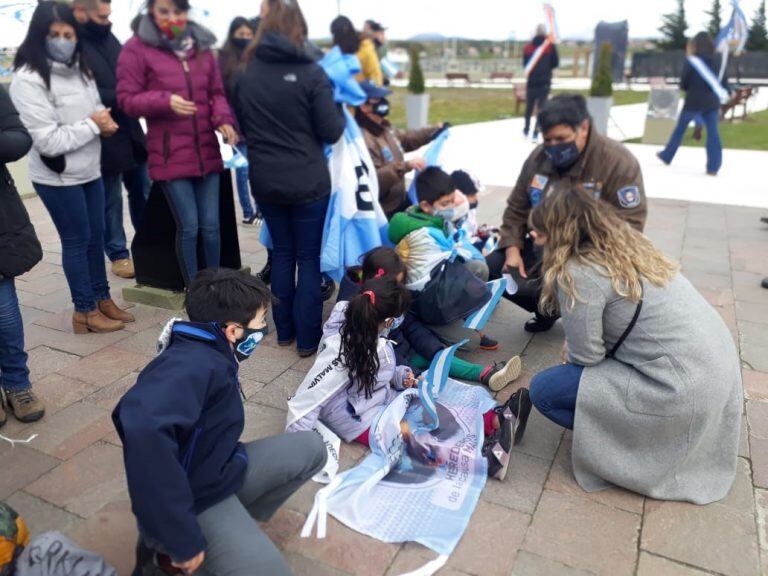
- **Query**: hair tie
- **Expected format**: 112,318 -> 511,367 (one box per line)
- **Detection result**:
362,290 -> 376,305
375,268 -> 386,279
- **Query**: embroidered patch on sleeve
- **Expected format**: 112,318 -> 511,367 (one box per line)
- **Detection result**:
617,185 -> 641,209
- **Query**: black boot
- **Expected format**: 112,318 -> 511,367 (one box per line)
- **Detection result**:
256,252 -> 272,285
320,274 -> 335,302
524,312 -> 558,333
500,388 -> 533,445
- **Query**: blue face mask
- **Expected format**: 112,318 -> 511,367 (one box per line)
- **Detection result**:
433,207 -> 455,222
46,37 -> 77,64
234,327 -> 268,362
380,315 -> 404,338
544,140 -> 581,171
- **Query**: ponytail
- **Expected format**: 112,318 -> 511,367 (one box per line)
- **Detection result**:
339,277 -> 410,398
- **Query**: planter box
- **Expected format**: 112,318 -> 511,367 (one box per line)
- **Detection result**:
587,96 -> 613,136
405,93 -> 430,130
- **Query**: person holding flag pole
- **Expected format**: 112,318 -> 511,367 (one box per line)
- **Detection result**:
657,32 -> 731,176
522,4 -> 559,144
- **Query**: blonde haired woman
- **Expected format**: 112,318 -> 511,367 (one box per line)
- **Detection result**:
527,188 -> 741,505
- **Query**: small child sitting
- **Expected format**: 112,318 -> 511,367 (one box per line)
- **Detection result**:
113,269 -> 326,576
338,247 -> 521,392
288,277 -> 533,481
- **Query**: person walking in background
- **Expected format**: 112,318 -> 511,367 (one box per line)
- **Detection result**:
331,15 -> 383,87
236,0 -> 345,356
72,0 -> 150,281
657,32 -> 727,176
117,0 -> 237,286
522,24 -> 559,144
11,1 -> 133,335
0,87 -> 46,427
219,16 -> 258,226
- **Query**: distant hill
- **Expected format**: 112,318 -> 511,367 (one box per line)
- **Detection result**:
408,33 -> 449,42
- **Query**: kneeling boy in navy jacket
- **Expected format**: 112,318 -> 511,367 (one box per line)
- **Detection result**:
113,268 -> 326,576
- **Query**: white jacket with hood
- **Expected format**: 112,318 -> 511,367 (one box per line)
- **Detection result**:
10,61 -> 103,186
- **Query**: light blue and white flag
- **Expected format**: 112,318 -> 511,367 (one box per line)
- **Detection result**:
463,278 -> 507,331
407,129 -> 451,205
687,55 -> 730,105
715,0 -> 749,80
418,340 -> 466,432
302,376 -> 495,575
381,57 -> 400,79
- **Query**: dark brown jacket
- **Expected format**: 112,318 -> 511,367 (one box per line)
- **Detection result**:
356,110 -> 438,215
499,129 -> 647,249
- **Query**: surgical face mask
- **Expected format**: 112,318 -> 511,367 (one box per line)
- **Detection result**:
234,327 -> 268,363
373,98 -> 390,118
232,37 -> 251,50
46,37 -> 77,64
433,207 -> 455,222
451,196 -> 470,223
544,140 -> 581,171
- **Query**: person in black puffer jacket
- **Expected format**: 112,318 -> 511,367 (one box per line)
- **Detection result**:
522,24 -> 559,142
235,0 -> 345,357
658,31 -> 729,176
0,86 -> 46,428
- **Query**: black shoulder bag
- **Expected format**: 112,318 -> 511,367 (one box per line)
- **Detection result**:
606,294 -> 643,359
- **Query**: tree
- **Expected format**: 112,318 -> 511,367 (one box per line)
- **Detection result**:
658,0 -> 689,50
408,47 -> 425,94
746,0 -> 768,51
706,0 -> 722,39
590,42 -> 614,97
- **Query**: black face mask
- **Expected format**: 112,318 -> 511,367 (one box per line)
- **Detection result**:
83,19 -> 112,40
231,38 -> 251,51
544,141 -> 581,172
234,327 -> 268,363
469,201 -> 478,210
373,98 -> 390,118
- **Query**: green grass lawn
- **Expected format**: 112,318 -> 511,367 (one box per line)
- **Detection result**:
624,109 -> 768,151
387,87 -> 649,128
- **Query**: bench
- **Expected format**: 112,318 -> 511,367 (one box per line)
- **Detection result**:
721,86 -> 758,122
445,72 -> 471,85
490,72 -> 515,82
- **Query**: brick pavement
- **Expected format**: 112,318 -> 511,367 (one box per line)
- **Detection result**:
2,190 -> 767,576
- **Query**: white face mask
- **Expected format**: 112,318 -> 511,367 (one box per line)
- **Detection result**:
451,196 -> 470,223
380,314 -> 404,337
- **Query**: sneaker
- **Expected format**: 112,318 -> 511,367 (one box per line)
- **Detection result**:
482,421 -> 512,481
480,356 -> 522,392
531,133 -> 540,144
111,258 -> 135,279
242,215 -> 257,225
4,388 -> 45,423
524,313 -> 558,333
478,333 -> 499,351
500,388 -> 533,445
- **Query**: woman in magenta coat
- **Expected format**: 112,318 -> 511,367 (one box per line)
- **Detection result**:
117,0 -> 236,285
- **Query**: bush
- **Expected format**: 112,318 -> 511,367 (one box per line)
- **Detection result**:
408,47 -> 426,95
590,42 -> 614,97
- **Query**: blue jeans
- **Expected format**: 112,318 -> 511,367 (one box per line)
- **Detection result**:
659,108 -> 722,174
0,279 -> 30,392
103,163 -> 151,262
529,363 -> 584,430
165,173 -> 221,284
235,144 -> 255,221
259,197 -> 329,352
34,179 -> 111,312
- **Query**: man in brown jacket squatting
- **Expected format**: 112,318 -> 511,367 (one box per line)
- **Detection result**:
487,94 -> 648,332
355,81 -> 448,218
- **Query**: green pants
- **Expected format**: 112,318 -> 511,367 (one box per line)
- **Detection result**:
410,353 -> 484,382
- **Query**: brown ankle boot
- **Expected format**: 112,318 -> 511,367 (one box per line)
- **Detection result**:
72,310 -> 125,334
98,299 -> 135,323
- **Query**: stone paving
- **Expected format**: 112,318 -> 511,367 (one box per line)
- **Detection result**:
2,188 -> 768,576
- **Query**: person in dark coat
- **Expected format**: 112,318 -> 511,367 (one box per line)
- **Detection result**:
72,0 -> 150,281
235,0 -> 345,357
114,269 -> 326,576
0,86 -> 45,427
522,24 -> 559,143
657,31 -> 728,176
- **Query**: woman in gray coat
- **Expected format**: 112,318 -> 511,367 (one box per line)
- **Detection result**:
527,188 -> 741,505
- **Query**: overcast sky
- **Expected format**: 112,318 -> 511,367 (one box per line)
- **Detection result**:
1,0 -> 764,47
